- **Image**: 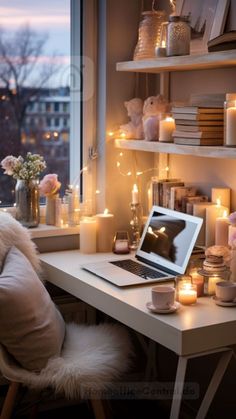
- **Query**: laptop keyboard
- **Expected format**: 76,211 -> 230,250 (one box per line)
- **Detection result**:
110,259 -> 167,280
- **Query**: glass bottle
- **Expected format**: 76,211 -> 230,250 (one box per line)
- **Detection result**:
15,179 -> 40,228
167,15 -> 190,57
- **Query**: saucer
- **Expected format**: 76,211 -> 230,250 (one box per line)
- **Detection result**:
146,301 -> 180,314
213,296 -> 236,307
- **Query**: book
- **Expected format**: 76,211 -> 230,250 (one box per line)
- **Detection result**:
189,93 -> 225,108
173,130 -> 223,139
175,119 -> 224,126
169,186 -> 197,212
171,106 -> 223,114
208,41 -> 236,52
162,181 -> 184,208
182,195 -> 208,213
175,124 -> 224,132
153,178 -> 183,207
174,137 -> 223,146
207,31 -> 236,49
173,113 -> 224,121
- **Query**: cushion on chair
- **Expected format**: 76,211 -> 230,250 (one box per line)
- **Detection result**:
0,246 -> 65,371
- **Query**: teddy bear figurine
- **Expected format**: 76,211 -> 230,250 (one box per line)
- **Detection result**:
120,98 -> 144,140
143,95 -> 168,141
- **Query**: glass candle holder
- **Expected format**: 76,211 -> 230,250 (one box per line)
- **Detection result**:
155,21 -> 168,57
178,283 -> 197,305
175,274 -> 192,301
198,269 -> 231,296
129,202 -> 143,250
224,93 -> 236,147
187,260 -> 204,297
167,15 -> 190,57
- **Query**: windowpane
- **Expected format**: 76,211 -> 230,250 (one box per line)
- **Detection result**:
0,0 -> 70,205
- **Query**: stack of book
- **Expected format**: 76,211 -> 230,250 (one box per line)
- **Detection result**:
171,105 -> 224,146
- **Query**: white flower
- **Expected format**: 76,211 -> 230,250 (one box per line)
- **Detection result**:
1,155 -> 18,175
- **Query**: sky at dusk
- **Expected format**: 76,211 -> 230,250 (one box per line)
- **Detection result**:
0,0 -> 70,87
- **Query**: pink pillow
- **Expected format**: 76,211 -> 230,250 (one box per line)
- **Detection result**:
0,247 -> 65,371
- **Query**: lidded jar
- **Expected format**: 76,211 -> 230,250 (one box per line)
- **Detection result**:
167,15 -> 190,57
198,255 -> 231,296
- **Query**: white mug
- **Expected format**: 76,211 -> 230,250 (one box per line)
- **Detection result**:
152,285 -> 175,309
215,281 -> 236,302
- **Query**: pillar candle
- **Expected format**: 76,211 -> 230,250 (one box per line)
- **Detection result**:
226,102 -> 236,146
159,117 -> 175,142
211,188 -> 230,209
131,184 -> 139,204
80,217 -> 97,253
193,202 -> 213,246
205,203 -> 229,247
215,212 -> 229,246
207,276 -> 221,295
96,209 -> 115,252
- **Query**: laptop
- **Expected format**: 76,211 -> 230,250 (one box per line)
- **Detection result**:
82,205 -> 203,287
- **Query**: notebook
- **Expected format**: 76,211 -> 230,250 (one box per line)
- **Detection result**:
82,206 -> 203,287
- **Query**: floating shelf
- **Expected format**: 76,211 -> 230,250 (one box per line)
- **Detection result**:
115,139 -> 236,159
116,50 -> 236,73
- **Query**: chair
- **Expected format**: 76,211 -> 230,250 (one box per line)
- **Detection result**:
0,322 -> 133,419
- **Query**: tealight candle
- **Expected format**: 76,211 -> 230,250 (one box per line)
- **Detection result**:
96,209 -> 115,252
80,217 -> 97,253
159,117 -> 175,142
178,283 -> 197,305
175,274 -> 192,301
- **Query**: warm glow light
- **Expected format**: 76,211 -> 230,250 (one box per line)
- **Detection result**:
158,227 -> 166,233
161,40 -> 166,48
133,184 -> 138,192
223,210 -> 228,218
216,198 -> 221,206
108,131 -> 114,137
117,161 -> 121,167
53,131 -> 59,137
104,208 -> 109,215
127,171 -> 132,176
165,166 -> 169,172
136,171 -> 143,176
165,117 -> 174,122
120,132 -> 126,138
95,190 -> 100,194
119,152 -> 123,157
148,226 -> 158,238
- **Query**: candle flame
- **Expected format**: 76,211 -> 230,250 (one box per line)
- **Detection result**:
223,210 -> 228,218
161,40 -> 166,48
183,283 -> 192,290
158,227 -> 166,233
104,208 -> 109,215
165,117 -> 174,122
95,189 -> 100,194
148,226 -> 158,238
120,132 -> 126,138
133,184 -> 138,192
216,198 -> 221,206
108,131 -> 114,137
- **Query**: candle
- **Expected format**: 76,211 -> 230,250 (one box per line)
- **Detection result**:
159,117 -> 175,142
207,276 -> 221,295
226,100 -> 236,146
205,200 -> 229,247
228,224 -> 236,246
189,268 -> 204,297
175,274 -> 192,301
211,187 -> 230,209
178,283 -> 197,305
80,217 -> 97,253
131,184 -> 139,204
96,209 -> 115,252
193,202 -> 213,246
215,210 -> 229,246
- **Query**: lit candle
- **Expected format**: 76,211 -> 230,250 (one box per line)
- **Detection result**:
211,187 -> 230,209
131,184 -> 139,204
215,210 -> 229,246
207,276 -> 221,295
159,117 -> 175,142
189,268 -> 204,297
96,209 -> 115,252
80,217 -> 97,253
205,199 -> 229,247
226,100 -> 236,146
178,283 -> 197,305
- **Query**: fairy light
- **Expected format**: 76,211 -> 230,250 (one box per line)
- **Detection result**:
136,171 -> 143,176
117,161 -> 121,168
95,190 -> 100,194
120,132 -> 126,138
127,171 -> 132,176
119,152 -> 123,157
108,131 -> 114,137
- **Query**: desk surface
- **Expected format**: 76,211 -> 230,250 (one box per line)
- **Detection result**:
40,250 -> 236,356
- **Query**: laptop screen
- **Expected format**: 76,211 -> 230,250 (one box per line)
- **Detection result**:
137,206 -> 203,275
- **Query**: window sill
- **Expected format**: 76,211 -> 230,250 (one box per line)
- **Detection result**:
30,224 -> 80,239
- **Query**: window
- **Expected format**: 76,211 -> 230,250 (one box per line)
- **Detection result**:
0,0 -> 70,205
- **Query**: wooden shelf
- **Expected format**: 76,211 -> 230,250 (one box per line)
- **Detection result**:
116,50 -> 236,73
115,139 -> 236,159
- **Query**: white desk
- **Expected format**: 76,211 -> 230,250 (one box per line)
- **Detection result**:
40,250 -> 236,418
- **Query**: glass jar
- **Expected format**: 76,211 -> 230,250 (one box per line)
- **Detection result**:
159,113 -> 175,142
15,179 -> 40,228
134,10 -> 166,60
198,267 -> 231,296
224,93 -> 236,147
167,15 -> 190,57
178,283 -> 197,305
175,274 -> 192,301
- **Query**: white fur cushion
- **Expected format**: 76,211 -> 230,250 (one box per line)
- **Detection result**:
0,212 -> 41,275
0,246 -> 65,371
0,322 -> 133,399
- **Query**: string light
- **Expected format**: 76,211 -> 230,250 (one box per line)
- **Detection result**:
95,190 -> 100,194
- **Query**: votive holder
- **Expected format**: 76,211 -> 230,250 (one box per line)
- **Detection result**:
178,283 -> 197,305
175,274 -> 192,302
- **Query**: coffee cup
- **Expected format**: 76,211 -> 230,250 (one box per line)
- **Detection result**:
152,285 -> 175,310
215,281 -> 236,302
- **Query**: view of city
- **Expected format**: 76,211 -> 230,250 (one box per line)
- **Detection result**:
0,0 -> 70,205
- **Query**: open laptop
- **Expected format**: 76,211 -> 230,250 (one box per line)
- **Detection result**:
82,205 -> 203,287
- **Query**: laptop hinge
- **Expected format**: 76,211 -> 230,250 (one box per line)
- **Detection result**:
136,255 -> 178,277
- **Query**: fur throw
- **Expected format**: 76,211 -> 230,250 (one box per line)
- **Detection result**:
0,323 -> 133,399
0,212 -> 41,275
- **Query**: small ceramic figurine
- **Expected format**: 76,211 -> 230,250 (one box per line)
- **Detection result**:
143,95 -> 168,141
120,97 -> 144,139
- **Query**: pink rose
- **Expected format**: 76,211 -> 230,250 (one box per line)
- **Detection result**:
39,174 -> 61,196
1,155 -> 18,175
